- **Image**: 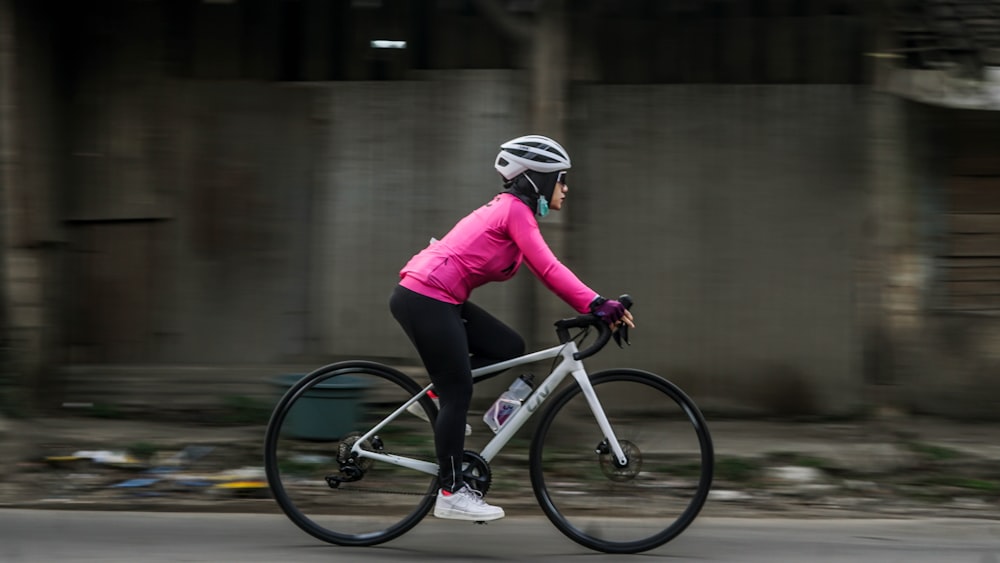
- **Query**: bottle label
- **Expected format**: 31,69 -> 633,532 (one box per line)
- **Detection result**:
484,398 -> 520,432
495,400 -> 517,425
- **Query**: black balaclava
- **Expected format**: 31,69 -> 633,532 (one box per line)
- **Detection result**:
502,170 -> 559,216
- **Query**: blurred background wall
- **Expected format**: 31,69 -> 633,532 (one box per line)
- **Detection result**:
2,0 -> 999,419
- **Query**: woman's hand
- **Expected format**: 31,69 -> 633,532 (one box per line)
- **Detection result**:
615,309 -> 635,330
590,297 -> 634,329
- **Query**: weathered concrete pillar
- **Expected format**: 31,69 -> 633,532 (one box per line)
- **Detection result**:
530,0 -> 574,349
0,0 -> 24,484
865,93 -> 925,391
864,6 -> 926,414
473,0 -> 574,349
0,1 -> 59,413
0,0 -> 18,411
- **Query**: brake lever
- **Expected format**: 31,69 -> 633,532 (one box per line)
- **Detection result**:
613,324 -> 630,348
614,294 -> 633,348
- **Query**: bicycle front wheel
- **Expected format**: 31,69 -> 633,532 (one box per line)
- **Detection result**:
264,361 -> 439,546
530,369 -> 713,554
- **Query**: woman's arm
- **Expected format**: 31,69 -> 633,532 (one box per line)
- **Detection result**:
506,203 -> 597,314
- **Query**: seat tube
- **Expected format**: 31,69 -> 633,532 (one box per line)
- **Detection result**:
571,369 -> 628,466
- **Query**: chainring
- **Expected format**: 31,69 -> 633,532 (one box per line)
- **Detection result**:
461,450 -> 492,496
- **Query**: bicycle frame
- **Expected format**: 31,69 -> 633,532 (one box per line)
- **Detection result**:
350,340 -> 629,476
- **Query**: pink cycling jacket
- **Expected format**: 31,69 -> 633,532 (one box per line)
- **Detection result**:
400,192 -> 598,313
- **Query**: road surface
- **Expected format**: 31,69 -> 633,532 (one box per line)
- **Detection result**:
1,509 -> 998,562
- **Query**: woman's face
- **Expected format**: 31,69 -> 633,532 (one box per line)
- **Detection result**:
550,171 -> 569,211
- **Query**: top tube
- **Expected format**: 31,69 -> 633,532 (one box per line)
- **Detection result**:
470,294 -> 633,383
470,344 -> 567,382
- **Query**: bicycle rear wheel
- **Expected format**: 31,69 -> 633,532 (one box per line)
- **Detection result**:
264,361 -> 438,546
530,369 -> 713,554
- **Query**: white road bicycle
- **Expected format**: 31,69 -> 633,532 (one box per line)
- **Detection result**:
264,296 -> 714,554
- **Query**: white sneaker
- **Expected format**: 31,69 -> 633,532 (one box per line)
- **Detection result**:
434,486 -> 505,522
406,392 -> 471,436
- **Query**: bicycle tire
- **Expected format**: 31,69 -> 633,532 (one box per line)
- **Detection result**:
264,360 -> 439,546
529,369 -> 714,554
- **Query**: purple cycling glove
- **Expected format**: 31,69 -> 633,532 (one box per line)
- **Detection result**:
589,296 -> 626,325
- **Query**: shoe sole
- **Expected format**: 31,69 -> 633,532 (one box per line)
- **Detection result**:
433,506 -> 505,521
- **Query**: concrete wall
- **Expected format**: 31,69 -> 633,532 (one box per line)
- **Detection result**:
312,81 -> 872,417
59,73 -> 534,366
60,78 -> 320,365
46,74 -> 872,417
870,101 -> 1000,420
14,1 -> 1000,420
569,86 -> 869,416
316,72 -> 530,360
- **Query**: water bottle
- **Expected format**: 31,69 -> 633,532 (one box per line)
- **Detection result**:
483,374 -> 534,433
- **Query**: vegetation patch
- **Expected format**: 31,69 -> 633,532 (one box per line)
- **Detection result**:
126,441 -> 158,461
920,476 -> 1000,492
714,457 -> 763,482
88,403 -> 126,419
221,395 -> 272,425
906,442 -> 963,461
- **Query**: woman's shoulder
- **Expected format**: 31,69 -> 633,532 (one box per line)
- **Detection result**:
484,192 -> 515,207
477,192 -> 519,219
484,194 -> 538,238
487,192 -> 533,217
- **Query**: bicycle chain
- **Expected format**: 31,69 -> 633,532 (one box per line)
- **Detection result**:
326,483 -> 434,496
323,435 -> 494,498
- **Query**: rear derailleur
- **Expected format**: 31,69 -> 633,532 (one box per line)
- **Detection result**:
326,433 -> 382,488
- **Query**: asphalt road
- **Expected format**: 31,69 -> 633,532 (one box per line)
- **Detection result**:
1,510 -> 998,562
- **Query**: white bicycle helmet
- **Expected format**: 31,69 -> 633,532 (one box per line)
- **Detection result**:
494,135 -> 571,180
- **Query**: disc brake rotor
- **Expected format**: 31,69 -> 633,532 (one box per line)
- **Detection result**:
597,439 -> 642,482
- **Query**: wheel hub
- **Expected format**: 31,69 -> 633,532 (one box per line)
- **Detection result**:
596,439 -> 642,482
337,433 -> 375,473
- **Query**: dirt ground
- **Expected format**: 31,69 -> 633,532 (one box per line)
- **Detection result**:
1,413 -> 999,521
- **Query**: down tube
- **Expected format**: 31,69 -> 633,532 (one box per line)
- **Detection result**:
478,358 -> 577,462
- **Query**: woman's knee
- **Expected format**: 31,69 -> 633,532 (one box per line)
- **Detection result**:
431,372 -> 473,407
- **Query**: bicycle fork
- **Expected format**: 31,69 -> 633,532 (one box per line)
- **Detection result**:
571,369 -> 629,467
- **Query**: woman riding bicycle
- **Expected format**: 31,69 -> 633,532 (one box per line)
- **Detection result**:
389,135 -> 635,522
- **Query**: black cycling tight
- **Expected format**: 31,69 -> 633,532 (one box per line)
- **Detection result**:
389,285 -> 524,492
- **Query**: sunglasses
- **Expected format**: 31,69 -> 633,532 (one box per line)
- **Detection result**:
556,171 -> 568,185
